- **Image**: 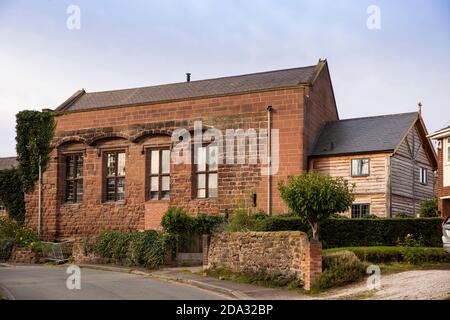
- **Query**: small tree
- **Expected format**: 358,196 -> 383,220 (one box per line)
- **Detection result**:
419,197 -> 438,217
278,171 -> 354,241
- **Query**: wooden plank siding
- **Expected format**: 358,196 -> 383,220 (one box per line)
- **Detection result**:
391,125 -> 435,216
310,153 -> 389,217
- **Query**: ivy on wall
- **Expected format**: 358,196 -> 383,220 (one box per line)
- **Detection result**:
15,110 -> 55,192
0,168 -> 25,221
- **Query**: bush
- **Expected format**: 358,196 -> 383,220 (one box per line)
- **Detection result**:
254,217 -> 443,248
193,214 -> 226,235
419,197 -> 438,217
95,230 -> 172,268
0,217 -> 39,248
0,169 -> 25,222
324,246 -> 450,264
278,171 -> 354,240
161,207 -> 225,235
0,238 -> 14,261
226,206 -> 266,232
313,251 -> 367,290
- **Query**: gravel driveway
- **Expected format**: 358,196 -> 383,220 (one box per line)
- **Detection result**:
326,270 -> 450,300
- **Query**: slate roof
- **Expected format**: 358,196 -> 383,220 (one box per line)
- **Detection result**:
0,157 -> 18,170
55,64 -> 321,112
311,112 -> 418,156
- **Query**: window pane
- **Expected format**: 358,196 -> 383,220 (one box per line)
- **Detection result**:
161,150 -> 170,174
361,159 -> 369,175
150,191 -> 159,200
351,160 -> 358,176
208,173 -> 218,197
117,153 -> 126,176
117,178 -> 125,201
162,176 -> 170,191
151,150 -> 159,174
151,176 -> 159,191
208,145 -> 218,171
106,178 -> 115,201
196,147 -> 206,172
161,191 -> 170,200
107,154 -> 116,176
76,179 -> 83,202
66,156 -> 75,178
76,155 -> 83,177
66,180 -> 74,201
197,173 -> 206,189
197,189 -> 206,198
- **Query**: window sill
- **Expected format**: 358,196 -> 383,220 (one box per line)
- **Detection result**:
102,201 -> 127,205
146,199 -> 170,203
351,175 -> 370,178
61,202 -> 83,207
193,197 -> 218,201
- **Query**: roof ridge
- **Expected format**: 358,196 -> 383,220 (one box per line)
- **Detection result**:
324,111 -> 418,125
0,156 -> 16,160
81,65 -> 318,96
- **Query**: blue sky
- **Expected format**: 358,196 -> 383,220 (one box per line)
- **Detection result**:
0,0 -> 449,156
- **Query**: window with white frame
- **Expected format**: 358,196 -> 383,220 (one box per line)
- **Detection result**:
419,167 -> 427,185
194,145 -> 218,198
148,148 -> 170,200
351,158 -> 369,176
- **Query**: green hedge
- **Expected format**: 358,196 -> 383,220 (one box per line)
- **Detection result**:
0,238 -> 14,261
94,230 -> 175,268
255,217 -> 443,248
324,246 -> 450,264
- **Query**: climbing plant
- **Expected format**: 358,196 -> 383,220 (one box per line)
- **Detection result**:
0,168 -> 25,221
15,110 -> 55,192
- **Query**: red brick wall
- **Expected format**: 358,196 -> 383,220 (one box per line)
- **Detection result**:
304,63 -> 339,168
437,140 -> 450,217
25,75 -> 338,239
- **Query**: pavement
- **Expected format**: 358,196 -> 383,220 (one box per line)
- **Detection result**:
0,263 -> 228,300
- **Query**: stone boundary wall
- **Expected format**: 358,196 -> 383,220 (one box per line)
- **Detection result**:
203,231 -> 322,290
9,247 -> 41,264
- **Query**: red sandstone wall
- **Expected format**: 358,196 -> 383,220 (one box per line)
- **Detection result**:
25,70 -> 338,239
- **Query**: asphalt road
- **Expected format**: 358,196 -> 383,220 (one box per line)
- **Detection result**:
0,264 -> 226,300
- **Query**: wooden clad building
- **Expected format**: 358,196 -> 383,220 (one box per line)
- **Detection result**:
309,112 -> 437,218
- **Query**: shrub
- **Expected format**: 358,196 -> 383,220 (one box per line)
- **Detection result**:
419,197 -> 438,217
0,217 -> 39,248
193,214 -> 226,235
226,206 -> 266,232
313,251 -> 367,290
324,246 -> 450,264
95,230 -> 171,268
0,169 -> 25,222
0,238 -> 14,261
278,171 -> 354,240
161,208 -> 194,234
396,233 -> 424,247
401,247 -> 426,265
254,217 -> 443,248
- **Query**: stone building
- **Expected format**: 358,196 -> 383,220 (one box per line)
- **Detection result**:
23,59 -> 438,240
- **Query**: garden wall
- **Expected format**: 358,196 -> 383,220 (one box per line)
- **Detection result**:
204,231 -> 321,290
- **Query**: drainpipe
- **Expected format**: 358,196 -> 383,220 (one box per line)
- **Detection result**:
38,157 -> 42,238
267,106 -> 273,216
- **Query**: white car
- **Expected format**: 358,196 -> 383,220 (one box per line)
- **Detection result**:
443,215 -> 450,253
